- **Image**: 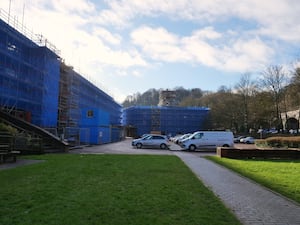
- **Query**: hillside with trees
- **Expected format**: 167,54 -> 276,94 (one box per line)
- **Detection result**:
122,64 -> 300,134
122,87 -> 204,107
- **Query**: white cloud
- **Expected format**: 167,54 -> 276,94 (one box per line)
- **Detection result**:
190,27 -> 222,40
51,0 -> 95,14
9,1 -> 147,68
220,38 -> 273,71
4,0 -> 299,72
131,26 -> 190,62
131,25 -> 273,72
98,0 -> 300,43
132,26 -> 179,45
1,0 -> 299,102
232,0 -> 300,43
93,28 -> 121,46
132,70 -> 142,77
183,40 -> 219,68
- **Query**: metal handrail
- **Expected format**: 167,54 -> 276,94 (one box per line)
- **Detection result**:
0,8 -> 60,56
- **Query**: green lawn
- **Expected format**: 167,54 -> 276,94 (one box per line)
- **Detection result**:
207,156 -> 300,204
0,154 -> 241,225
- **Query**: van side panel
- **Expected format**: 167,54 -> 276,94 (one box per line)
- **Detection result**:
181,131 -> 233,150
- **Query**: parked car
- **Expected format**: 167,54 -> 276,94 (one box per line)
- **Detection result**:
240,136 -> 255,144
174,133 -> 192,144
180,131 -> 234,151
140,133 -> 151,138
257,128 -> 278,134
132,134 -> 170,149
170,134 -> 182,142
234,136 -> 246,143
268,128 -> 278,134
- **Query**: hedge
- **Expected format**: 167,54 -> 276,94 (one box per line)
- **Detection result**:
256,136 -> 300,149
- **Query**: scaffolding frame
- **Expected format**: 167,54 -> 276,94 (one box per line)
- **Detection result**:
57,64 -> 122,144
58,63 -> 80,128
151,107 -> 161,132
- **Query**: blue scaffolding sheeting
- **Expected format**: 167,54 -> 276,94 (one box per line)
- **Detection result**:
0,12 -> 123,145
75,73 -> 122,125
0,18 -> 60,127
58,66 -> 122,144
122,106 -> 210,137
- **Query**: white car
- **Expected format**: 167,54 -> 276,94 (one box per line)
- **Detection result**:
175,133 -> 192,144
240,136 -> 255,144
132,134 -> 170,149
234,136 -> 246,143
170,134 -> 182,142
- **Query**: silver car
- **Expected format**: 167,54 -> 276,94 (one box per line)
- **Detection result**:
132,134 -> 170,149
240,136 -> 255,144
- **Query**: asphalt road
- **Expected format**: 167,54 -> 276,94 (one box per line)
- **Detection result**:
70,137 -> 256,155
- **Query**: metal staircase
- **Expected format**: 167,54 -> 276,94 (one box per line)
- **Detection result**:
0,109 -> 68,152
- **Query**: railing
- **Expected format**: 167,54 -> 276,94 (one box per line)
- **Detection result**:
0,8 -> 60,56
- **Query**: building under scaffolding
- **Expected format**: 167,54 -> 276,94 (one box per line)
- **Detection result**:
0,13 -> 60,128
0,9 -> 122,145
122,106 -> 210,137
58,64 -> 122,144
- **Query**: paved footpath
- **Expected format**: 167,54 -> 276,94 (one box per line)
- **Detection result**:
174,151 -> 300,225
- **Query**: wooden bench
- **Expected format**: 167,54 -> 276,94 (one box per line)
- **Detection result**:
0,134 -> 20,163
0,150 -> 20,163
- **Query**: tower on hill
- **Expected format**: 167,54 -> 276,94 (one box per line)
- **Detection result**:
158,90 -> 177,106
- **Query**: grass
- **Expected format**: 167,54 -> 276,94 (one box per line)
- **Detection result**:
207,156 -> 300,204
0,154 -> 241,225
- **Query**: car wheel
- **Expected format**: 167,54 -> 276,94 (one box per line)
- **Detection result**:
136,143 -> 142,149
160,143 -> 167,149
189,145 -> 196,151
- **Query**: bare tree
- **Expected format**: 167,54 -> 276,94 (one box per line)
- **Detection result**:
199,88 -> 242,132
260,65 -> 289,129
287,67 -> 300,108
235,72 -> 257,133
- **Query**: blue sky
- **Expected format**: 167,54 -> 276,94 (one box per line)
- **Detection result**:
1,0 -> 300,103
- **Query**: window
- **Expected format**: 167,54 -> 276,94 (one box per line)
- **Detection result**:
87,110 -> 94,118
153,135 -> 164,139
194,133 -> 203,139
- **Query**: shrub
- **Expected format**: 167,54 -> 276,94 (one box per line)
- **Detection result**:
255,139 -> 269,148
0,123 -> 18,135
256,136 -> 300,149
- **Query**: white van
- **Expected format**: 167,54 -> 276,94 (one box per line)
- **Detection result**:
180,131 -> 234,151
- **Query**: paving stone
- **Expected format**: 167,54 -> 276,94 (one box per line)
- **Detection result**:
175,152 -> 300,225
